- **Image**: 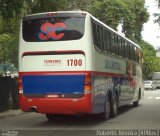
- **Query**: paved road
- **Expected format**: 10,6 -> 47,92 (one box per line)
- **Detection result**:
0,90 -> 160,135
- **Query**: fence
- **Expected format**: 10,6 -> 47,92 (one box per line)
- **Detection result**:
0,76 -> 19,111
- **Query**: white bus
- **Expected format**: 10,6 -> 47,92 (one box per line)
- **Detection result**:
19,11 -> 144,121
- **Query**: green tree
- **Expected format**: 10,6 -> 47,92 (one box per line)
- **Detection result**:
89,0 -> 128,30
0,0 -> 67,18
0,33 -> 18,65
122,0 -> 149,42
154,57 -> 160,72
0,14 -> 19,67
65,0 -> 91,11
0,0 -> 23,19
154,0 -> 160,25
0,0 -> 67,67
21,0 -> 67,15
139,40 -> 157,79
89,0 -> 149,42
0,0 -> 155,72
158,0 -> 160,6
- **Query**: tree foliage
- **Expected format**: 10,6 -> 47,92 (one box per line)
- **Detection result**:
139,40 -> 157,79
0,0 -> 23,19
65,0 -> 90,11
139,40 -> 160,79
89,0 -> 149,42
157,0 -> 160,8
21,0 -> 67,15
122,0 -> 149,42
0,0 -> 159,78
0,0 -> 67,67
154,0 -> 160,25
89,0 -> 127,30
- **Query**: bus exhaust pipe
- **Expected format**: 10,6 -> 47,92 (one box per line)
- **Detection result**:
30,106 -> 38,112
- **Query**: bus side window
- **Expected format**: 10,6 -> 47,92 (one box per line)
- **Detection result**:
125,42 -> 130,59
110,33 -> 115,54
131,45 -> 136,61
103,28 -> 107,52
133,47 -> 136,61
118,36 -> 121,56
92,21 -> 97,46
106,29 -> 111,53
114,35 -> 119,55
99,26 -> 103,51
121,39 -> 125,58
127,43 -> 131,60
135,47 -> 140,62
124,41 -> 127,58
96,25 -> 101,50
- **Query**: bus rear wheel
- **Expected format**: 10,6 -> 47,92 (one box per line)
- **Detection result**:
100,95 -> 110,121
133,90 -> 141,107
110,94 -> 118,117
46,114 -> 59,121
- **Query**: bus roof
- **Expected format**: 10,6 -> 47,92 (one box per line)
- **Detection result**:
24,10 -> 88,18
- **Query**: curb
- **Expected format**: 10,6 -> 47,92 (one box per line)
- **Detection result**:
0,109 -> 25,119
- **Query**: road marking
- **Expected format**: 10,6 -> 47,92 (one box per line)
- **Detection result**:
144,96 -> 160,100
146,97 -> 153,99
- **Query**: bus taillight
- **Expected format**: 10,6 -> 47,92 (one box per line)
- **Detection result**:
84,72 -> 92,93
18,76 -> 23,91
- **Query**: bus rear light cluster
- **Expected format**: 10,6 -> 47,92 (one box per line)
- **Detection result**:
84,72 -> 92,93
18,76 -> 23,91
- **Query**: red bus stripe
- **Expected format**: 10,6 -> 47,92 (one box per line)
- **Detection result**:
19,71 -> 125,77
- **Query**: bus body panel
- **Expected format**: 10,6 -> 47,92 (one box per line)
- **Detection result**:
22,54 -> 85,72
21,52 -> 88,106
19,12 -> 95,115
92,49 -> 143,111
23,74 -> 85,97
19,93 -> 93,114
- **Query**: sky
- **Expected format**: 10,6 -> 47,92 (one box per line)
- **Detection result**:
142,0 -> 160,49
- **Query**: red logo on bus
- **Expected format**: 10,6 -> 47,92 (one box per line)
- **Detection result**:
38,22 -> 66,40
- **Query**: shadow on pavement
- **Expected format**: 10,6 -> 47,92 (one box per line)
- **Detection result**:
32,104 -> 142,128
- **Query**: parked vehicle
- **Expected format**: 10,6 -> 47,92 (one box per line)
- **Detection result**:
0,63 -> 18,78
152,72 -> 160,89
144,80 -> 156,90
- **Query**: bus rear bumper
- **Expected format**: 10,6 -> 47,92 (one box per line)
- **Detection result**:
19,94 -> 93,115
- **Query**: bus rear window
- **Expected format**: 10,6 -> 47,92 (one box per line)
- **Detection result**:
22,14 -> 85,42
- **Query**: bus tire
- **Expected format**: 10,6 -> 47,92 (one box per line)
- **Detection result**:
133,90 -> 141,107
110,94 -> 118,117
133,100 -> 139,107
46,114 -> 58,121
100,94 -> 110,121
